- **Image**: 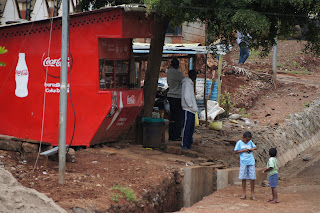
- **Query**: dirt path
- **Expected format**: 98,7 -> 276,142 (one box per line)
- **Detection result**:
246,73 -> 320,126
178,141 -> 320,213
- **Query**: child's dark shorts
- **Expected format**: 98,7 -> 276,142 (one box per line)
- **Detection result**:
268,173 -> 278,188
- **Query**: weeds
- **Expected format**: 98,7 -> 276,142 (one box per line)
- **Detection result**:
112,184 -> 136,202
112,193 -> 123,202
219,92 -> 235,117
238,108 -> 249,118
283,70 -> 310,75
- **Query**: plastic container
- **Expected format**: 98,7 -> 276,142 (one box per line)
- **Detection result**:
209,121 -> 222,130
142,117 -> 165,148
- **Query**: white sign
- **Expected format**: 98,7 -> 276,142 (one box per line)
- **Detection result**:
127,95 -> 135,105
44,82 -> 70,93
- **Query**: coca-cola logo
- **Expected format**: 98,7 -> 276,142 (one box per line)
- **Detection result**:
127,95 -> 135,105
41,53 -> 73,78
43,57 -> 72,68
16,70 -> 28,76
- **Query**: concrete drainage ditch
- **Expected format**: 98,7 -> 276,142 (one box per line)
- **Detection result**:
106,166 -> 266,212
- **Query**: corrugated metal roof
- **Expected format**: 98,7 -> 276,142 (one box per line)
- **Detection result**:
0,0 -> 21,20
133,42 -> 212,55
0,0 -> 8,17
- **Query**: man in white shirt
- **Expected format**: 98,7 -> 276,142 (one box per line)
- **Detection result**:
181,70 -> 198,150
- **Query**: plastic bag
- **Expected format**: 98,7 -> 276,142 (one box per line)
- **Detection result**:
195,112 -> 199,127
199,100 -> 225,121
163,99 -> 170,113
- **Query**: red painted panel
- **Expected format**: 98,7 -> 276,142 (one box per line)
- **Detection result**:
98,38 -> 130,60
0,8 -> 151,146
90,89 -> 143,145
122,12 -> 154,38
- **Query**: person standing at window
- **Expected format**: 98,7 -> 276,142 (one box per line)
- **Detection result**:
167,58 -> 185,141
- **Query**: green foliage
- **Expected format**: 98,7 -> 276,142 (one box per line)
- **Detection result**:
202,0 -> 320,55
238,107 -> 249,118
219,92 -> 235,118
0,46 -> 8,67
77,0 -> 320,55
283,69 -> 310,75
111,193 -> 123,202
112,184 -> 136,202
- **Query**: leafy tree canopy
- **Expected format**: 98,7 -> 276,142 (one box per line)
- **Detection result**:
78,0 -> 320,54
192,0 -> 320,54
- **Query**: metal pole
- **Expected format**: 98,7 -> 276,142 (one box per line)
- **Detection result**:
58,0 -> 69,185
204,19 -> 208,125
204,52 -> 208,125
272,37 -> 278,88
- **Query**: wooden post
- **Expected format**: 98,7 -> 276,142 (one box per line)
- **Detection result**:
138,60 -> 142,88
272,37 -> 278,88
204,19 -> 208,125
217,54 -> 224,104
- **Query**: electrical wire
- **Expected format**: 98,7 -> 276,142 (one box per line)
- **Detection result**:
32,0 -> 55,173
67,28 -> 77,153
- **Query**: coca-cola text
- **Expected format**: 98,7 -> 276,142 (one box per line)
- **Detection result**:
16,70 -> 28,76
43,57 -> 71,68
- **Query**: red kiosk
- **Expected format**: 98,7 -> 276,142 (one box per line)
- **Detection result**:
0,7 -> 154,147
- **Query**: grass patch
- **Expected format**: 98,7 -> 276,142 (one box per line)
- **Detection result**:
237,108 -> 249,118
112,184 -> 136,202
283,70 -> 310,75
111,193 -> 123,202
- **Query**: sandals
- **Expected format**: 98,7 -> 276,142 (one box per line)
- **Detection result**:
270,200 -> 279,204
240,195 -> 257,200
240,195 -> 246,200
266,199 -> 274,202
250,196 -> 257,201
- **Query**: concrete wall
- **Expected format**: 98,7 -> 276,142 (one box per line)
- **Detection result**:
183,166 -> 215,207
182,166 -> 267,207
182,22 -> 205,44
253,100 -> 320,168
216,168 -> 267,190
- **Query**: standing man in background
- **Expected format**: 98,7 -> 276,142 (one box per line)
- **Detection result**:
167,58 -> 185,141
237,31 -> 252,65
181,70 -> 198,150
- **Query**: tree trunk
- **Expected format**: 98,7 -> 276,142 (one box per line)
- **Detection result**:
142,16 -> 170,117
133,15 -> 169,144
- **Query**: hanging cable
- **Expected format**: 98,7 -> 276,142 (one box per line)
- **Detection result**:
67,28 -> 76,153
32,0 -> 55,173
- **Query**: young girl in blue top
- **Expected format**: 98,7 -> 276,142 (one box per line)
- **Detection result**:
234,131 -> 257,200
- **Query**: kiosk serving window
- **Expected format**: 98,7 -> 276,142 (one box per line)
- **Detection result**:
98,38 -> 131,89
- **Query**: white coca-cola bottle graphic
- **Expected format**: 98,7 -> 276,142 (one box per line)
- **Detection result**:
15,53 -> 29,98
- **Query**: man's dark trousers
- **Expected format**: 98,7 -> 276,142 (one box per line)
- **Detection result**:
168,97 -> 183,141
182,110 -> 195,149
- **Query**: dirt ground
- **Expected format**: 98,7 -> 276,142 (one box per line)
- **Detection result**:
1,40 -> 320,212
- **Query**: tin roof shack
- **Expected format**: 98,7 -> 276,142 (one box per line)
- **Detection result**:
0,7 -> 154,147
